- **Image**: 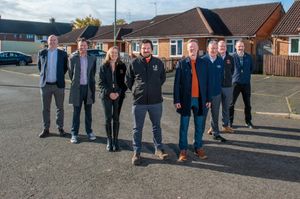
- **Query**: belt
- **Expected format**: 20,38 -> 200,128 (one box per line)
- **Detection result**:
46,82 -> 57,85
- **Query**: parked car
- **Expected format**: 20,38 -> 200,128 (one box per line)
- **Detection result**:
71,49 -> 106,58
0,51 -> 33,66
87,49 -> 106,58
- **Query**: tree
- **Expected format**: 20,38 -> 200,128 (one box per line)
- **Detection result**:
72,15 -> 102,29
113,19 -> 127,25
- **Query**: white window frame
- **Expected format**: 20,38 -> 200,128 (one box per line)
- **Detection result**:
95,42 -> 103,50
132,41 -> 140,53
289,37 -> 300,55
225,38 -> 241,54
170,39 -> 183,57
151,40 -> 159,56
26,34 -> 34,39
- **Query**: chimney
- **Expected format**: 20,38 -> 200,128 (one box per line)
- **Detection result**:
49,17 -> 55,23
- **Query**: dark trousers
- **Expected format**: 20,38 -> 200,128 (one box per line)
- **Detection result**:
40,84 -> 64,130
118,93 -> 125,115
102,97 -> 119,125
229,83 -> 252,124
71,85 -> 93,136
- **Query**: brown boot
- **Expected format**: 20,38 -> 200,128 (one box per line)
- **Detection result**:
178,150 -> 187,162
132,152 -> 141,165
155,149 -> 169,160
207,127 -> 213,135
194,148 -> 207,160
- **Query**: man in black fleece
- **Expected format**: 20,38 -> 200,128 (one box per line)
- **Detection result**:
126,39 -> 168,165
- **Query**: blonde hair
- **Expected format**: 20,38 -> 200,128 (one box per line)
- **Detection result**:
187,39 -> 199,45
104,46 -> 120,64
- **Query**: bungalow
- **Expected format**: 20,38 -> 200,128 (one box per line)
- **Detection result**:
58,24 -> 128,54
0,17 -> 72,54
58,14 -> 178,54
123,2 -> 284,73
58,25 -> 99,54
272,0 -> 300,56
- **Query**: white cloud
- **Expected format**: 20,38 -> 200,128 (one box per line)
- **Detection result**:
0,0 -> 293,24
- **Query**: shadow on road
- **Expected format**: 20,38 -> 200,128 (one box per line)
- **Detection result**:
44,131 -> 300,183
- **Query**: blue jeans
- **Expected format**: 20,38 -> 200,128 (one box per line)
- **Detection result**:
179,98 -> 205,150
132,103 -> 163,153
71,85 -> 93,136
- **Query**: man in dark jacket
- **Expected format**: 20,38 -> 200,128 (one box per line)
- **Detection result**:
218,40 -> 234,133
126,39 -> 168,165
173,39 -> 212,162
229,40 -> 254,128
203,41 -> 227,142
37,35 -> 68,138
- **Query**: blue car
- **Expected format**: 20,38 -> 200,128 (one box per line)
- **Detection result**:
0,51 -> 33,66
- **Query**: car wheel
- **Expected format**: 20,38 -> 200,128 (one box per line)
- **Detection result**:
18,60 -> 26,66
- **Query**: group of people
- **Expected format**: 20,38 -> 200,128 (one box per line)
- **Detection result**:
174,39 -> 254,162
37,35 -> 254,165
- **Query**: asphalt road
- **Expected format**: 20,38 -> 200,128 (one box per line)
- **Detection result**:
0,67 -> 300,199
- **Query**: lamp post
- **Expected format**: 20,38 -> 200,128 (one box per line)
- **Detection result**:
114,0 -> 117,46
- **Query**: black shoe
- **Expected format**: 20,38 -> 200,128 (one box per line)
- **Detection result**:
39,129 -> 49,138
245,122 -> 254,129
106,137 -> 113,152
213,135 -> 227,142
113,138 -> 120,152
58,128 -> 66,137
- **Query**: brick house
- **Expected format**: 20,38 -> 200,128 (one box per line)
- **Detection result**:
58,24 -> 128,54
58,14 -> 177,54
0,17 -> 72,54
123,3 -> 284,72
272,0 -> 300,56
58,25 -> 99,54
90,21 -> 150,53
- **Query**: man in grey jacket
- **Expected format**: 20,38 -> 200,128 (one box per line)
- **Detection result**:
69,38 -> 97,144
38,35 -> 68,138
126,39 -> 168,165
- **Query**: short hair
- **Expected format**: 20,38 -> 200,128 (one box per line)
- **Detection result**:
235,39 -> 244,46
218,40 -> 226,45
208,40 -> 218,47
140,39 -> 153,50
187,39 -> 199,45
77,37 -> 89,45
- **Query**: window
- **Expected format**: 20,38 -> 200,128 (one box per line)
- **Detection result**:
152,40 -> 158,56
225,39 -> 241,54
132,41 -> 140,53
289,37 -> 300,55
95,42 -> 103,50
26,34 -> 34,39
170,39 -> 183,57
36,35 -> 43,40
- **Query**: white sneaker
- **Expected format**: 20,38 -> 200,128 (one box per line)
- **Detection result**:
88,132 -> 96,141
70,135 -> 79,144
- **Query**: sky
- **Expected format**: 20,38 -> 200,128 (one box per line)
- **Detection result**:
0,0 -> 294,25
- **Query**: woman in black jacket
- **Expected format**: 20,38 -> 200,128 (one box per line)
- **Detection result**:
99,46 -> 127,151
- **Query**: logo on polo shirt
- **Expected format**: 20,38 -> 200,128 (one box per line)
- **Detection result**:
217,65 -> 221,69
